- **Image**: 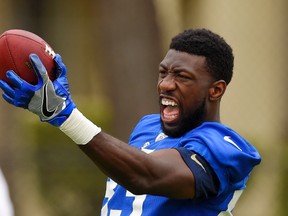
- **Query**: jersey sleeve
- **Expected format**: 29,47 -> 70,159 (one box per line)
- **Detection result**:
175,147 -> 219,201
179,123 -> 261,196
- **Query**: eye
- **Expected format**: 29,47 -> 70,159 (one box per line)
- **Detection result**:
177,72 -> 192,80
159,70 -> 168,78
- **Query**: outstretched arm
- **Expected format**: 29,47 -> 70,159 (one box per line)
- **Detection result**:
0,54 -> 218,200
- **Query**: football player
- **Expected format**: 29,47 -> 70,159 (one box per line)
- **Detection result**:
0,28 -> 261,215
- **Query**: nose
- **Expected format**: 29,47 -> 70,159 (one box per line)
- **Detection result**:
158,73 -> 177,92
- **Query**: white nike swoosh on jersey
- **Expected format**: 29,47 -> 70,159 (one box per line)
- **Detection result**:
224,136 -> 242,151
191,154 -> 206,173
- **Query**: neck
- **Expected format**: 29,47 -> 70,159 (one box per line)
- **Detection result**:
205,102 -> 221,123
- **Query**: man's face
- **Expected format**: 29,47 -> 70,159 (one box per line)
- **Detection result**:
157,49 -> 213,137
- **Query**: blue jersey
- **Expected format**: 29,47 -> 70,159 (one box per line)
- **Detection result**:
101,114 -> 261,216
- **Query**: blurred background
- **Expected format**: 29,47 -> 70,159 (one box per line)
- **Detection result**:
0,0 -> 287,215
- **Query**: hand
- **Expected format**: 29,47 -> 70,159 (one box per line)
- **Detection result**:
0,53 -> 76,126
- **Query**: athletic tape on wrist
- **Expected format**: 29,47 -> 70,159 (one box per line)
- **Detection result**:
59,108 -> 101,145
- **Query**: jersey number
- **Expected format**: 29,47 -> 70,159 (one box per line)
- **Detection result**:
101,179 -> 146,216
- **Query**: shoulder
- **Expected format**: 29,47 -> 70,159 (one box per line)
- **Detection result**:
182,122 -> 261,164
132,114 -> 160,131
182,122 -> 259,158
180,122 -> 261,190
129,114 -> 161,143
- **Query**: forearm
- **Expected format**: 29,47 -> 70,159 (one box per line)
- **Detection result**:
59,108 -> 157,193
79,132 -> 155,194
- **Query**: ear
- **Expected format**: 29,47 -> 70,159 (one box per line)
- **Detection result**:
208,80 -> 227,101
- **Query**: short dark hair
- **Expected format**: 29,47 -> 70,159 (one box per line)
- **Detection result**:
169,28 -> 234,84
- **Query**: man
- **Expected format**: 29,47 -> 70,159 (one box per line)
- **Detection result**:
0,28 -> 261,215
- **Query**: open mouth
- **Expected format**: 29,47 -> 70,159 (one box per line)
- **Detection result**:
161,98 -> 179,123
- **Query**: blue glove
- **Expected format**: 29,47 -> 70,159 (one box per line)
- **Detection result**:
0,53 -> 76,127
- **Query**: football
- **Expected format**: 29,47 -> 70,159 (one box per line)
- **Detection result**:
0,29 -> 56,85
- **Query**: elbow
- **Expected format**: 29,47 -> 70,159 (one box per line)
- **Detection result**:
122,177 -> 153,195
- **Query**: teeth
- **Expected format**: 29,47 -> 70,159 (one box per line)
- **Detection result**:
161,98 -> 177,106
164,114 -> 177,119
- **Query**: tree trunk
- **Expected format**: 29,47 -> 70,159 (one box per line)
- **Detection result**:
96,0 -> 161,141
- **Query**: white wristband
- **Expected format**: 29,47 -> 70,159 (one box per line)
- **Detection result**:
59,108 -> 101,145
